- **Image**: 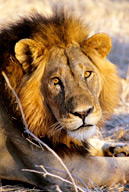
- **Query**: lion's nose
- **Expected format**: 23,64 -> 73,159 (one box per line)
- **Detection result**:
72,106 -> 94,120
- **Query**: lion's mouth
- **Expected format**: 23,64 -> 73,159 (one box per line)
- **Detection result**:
71,124 -> 93,132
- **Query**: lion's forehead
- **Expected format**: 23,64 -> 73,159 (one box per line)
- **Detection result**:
46,45 -> 96,78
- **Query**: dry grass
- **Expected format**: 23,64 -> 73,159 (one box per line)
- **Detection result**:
0,185 -> 42,192
0,0 -> 129,191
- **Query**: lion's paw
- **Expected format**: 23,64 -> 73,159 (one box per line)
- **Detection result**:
104,143 -> 129,157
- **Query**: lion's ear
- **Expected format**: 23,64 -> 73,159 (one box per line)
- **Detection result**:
15,39 -> 45,73
82,33 -> 112,58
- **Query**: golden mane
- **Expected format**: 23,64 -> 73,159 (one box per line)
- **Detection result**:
32,13 -> 90,48
19,15 -> 120,143
1,12 -> 121,147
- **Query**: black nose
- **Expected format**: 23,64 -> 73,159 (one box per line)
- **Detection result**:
72,107 -> 94,120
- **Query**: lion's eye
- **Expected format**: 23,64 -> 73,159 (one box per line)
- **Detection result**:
52,77 -> 60,85
84,71 -> 92,79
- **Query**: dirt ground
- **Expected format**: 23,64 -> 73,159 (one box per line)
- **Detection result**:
0,0 -> 129,191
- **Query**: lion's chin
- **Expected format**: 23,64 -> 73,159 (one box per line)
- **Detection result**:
68,125 -> 97,141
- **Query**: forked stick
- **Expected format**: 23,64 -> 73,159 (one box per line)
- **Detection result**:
23,165 -> 87,192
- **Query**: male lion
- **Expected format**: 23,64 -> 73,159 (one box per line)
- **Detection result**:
0,11 -> 129,190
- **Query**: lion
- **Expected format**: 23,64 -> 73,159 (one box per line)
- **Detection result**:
0,11 -> 129,190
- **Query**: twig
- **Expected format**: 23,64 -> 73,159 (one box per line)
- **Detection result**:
22,165 -> 87,192
2,71 -> 79,192
26,138 -> 41,149
37,166 -> 89,191
40,165 -> 88,192
88,179 -> 102,192
2,71 -> 28,131
55,185 -> 63,192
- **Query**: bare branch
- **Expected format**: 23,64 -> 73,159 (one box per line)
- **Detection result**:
22,166 -> 87,192
38,166 -> 89,191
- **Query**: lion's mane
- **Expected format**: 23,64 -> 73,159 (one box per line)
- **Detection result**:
0,11 -> 121,152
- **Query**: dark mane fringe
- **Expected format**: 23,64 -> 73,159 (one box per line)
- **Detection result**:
39,136 -> 90,157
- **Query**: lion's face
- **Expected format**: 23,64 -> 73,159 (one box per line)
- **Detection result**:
14,33 -> 121,145
43,45 -> 102,140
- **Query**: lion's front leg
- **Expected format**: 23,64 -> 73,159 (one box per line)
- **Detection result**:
71,156 -> 129,187
88,138 -> 129,157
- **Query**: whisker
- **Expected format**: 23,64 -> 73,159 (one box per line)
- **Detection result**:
49,123 -> 65,137
49,121 -> 60,129
47,122 -> 61,137
102,111 -> 110,115
54,124 -> 62,131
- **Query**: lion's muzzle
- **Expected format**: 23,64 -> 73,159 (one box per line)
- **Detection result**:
71,106 -> 94,124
